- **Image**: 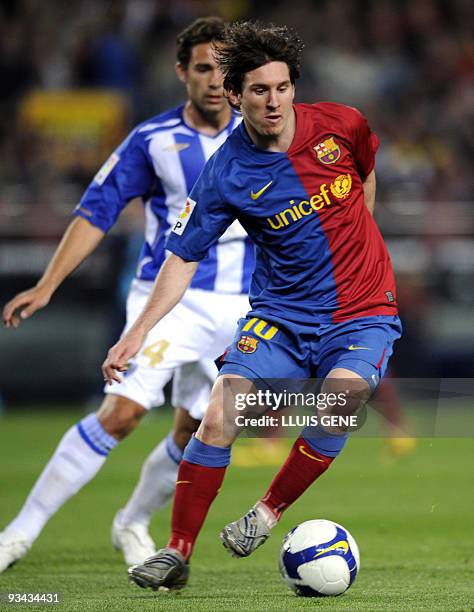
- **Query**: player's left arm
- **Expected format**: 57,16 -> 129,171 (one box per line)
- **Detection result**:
362,169 -> 376,216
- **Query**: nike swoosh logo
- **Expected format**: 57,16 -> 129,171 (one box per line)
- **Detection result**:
250,180 -> 273,200
176,480 -> 192,485
347,345 -> 372,351
314,540 -> 349,558
162,143 -> 191,152
298,445 -> 325,462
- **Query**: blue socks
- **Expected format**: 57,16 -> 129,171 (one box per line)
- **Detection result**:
183,435 -> 231,467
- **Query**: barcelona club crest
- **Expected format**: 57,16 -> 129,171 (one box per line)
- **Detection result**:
237,335 -> 259,354
314,137 -> 341,165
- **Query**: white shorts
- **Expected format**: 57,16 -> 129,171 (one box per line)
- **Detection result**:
105,280 -> 249,420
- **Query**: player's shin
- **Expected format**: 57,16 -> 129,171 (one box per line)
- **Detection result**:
260,433 -> 341,521
167,436 -> 230,560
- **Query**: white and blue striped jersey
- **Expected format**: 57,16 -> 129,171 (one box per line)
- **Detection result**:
74,104 -> 254,294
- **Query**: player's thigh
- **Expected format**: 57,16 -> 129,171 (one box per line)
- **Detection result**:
316,316 -> 402,394
172,360 -> 215,421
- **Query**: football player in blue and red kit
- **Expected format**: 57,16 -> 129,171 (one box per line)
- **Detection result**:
103,21 -> 402,591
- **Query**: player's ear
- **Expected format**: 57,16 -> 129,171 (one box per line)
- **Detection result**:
176,62 -> 187,84
227,88 -> 241,110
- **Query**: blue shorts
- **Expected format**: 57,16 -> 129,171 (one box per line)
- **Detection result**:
218,315 -> 402,392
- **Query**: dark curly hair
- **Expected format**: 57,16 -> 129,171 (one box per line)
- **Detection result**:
176,17 -> 227,67
215,21 -> 304,94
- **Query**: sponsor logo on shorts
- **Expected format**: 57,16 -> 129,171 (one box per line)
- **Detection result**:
314,137 -> 341,164
172,197 -> 196,235
237,335 -> 259,354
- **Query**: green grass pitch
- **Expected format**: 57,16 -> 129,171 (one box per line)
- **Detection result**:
0,409 -> 472,611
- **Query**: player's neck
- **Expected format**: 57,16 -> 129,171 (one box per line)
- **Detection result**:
183,101 -> 232,136
244,109 -> 296,152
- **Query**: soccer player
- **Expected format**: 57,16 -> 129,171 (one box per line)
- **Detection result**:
101,20 -> 403,592
0,17 -> 253,572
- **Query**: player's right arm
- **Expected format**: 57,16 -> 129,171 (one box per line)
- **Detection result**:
3,217 -> 104,328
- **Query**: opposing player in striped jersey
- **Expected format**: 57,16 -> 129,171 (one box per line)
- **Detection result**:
0,17 -> 252,572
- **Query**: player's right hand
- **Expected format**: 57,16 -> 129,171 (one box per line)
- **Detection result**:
3,286 -> 52,328
102,329 -> 146,385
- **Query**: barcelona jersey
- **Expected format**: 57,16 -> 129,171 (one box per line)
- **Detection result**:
166,102 -> 398,326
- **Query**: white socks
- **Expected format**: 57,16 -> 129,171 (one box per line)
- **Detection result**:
7,415 -> 116,543
119,433 -> 182,527
5,415 -> 183,543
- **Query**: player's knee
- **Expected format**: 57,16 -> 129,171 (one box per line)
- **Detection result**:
97,395 -> 146,440
196,410 -> 228,445
320,369 -> 371,435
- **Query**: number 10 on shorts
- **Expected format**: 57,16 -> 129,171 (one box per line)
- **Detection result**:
242,318 -> 278,340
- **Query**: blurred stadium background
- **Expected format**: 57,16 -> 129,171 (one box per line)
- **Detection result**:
0,0 -> 473,406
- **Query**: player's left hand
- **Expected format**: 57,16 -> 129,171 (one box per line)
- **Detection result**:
101,330 -> 145,385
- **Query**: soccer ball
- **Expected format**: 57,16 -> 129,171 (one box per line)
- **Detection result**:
279,519 -> 360,597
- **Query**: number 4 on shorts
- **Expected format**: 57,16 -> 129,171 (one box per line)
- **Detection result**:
143,340 -> 170,367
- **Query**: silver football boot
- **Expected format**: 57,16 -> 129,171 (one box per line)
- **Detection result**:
128,547 -> 189,591
220,503 -> 273,557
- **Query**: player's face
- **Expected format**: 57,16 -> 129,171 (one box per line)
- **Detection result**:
176,42 -> 227,118
229,62 -> 295,139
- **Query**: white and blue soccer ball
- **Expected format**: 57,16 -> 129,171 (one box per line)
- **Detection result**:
279,519 -> 360,597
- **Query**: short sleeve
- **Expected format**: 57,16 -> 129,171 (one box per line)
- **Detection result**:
346,107 -> 379,179
166,155 -> 236,261
74,128 -> 155,232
